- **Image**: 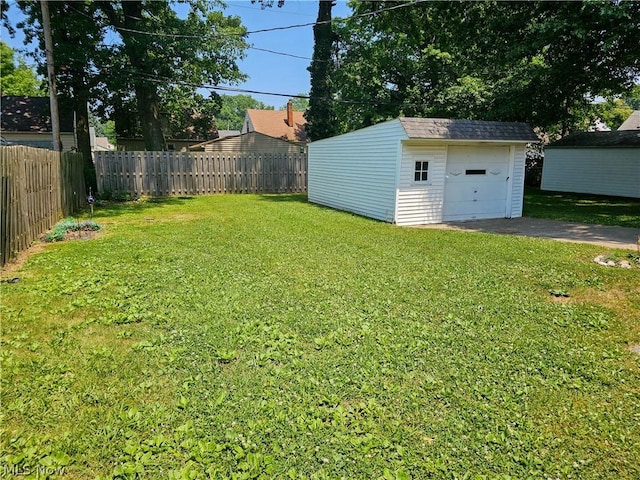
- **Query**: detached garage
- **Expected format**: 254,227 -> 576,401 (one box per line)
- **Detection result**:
308,117 -> 538,225
541,131 -> 640,199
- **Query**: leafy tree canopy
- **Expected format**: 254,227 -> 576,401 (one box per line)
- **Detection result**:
279,95 -> 309,112
334,1 -> 640,137
215,94 -> 274,131
14,0 -> 249,150
0,40 -> 45,96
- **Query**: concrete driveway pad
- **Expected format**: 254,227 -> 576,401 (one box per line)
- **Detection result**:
416,217 -> 640,250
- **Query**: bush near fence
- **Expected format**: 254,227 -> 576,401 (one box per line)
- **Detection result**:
1,146 -> 86,266
94,151 -> 308,197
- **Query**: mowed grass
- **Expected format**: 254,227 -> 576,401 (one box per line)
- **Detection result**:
1,195 -> 639,479
523,189 -> 640,228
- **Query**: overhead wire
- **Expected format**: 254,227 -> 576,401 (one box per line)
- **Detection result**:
89,0 -> 426,39
121,69 -> 426,109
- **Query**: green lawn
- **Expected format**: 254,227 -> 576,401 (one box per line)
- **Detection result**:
2,195 -> 639,479
523,189 -> 640,228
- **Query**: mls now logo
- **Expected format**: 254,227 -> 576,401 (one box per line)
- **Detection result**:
2,464 -> 66,477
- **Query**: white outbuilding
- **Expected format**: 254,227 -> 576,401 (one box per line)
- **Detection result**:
541,131 -> 640,199
308,117 -> 538,225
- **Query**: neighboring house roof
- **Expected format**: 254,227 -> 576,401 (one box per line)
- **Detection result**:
94,137 -> 114,151
398,117 -> 539,142
547,130 -> 640,148
244,107 -> 307,143
618,110 -> 640,131
1,95 -> 75,133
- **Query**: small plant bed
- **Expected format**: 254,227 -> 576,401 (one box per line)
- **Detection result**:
43,217 -> 102,242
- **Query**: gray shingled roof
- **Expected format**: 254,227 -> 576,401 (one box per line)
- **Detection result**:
548,130 -> 640,147
1,96 -> 75,133
399,117 -> 538,142
618,110 -> 640,131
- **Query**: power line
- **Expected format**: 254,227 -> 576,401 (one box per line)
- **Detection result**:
94,1 -> 426,40
122,69 -> 428,109
248,46 -> 312,61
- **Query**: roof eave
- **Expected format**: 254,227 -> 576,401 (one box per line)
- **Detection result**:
403,137 -> 537,144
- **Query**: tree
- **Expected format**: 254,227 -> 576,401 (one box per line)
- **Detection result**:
18,1 -> 105,189
252,0 -> 337,140
0,41 -> 44,96
94,1 -> 247,150
622,85 -> 640,110
15,0 -> 249,152
596,98 -> 634,130
333,1 -> 640,137
279,95 -> 309,112
215,94 -> 274,131
305,0 -> 337,140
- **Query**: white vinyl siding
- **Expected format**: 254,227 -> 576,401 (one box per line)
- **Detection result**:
542,148 -> 640,198
396,144 -> 447,225
308,120 -> 407,222
510,144 -> 527,217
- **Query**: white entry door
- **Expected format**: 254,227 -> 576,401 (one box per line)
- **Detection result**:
443,146 -> 511,221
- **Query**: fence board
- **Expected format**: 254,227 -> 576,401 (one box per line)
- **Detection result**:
94,150 -> 307,196
1,146 -> 85,266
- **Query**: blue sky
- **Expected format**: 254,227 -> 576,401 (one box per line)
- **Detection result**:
1,0 -> 352,109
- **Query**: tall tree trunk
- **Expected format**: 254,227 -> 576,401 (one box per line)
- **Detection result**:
100,0 -> 167,150
73,86 -> 96,192
305,0 -> 336,141
135,81 -> 166,151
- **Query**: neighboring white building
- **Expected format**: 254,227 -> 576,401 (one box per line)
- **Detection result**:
541,131 -> 640,198
89,127 -> 115,151
308,117 -> 538,225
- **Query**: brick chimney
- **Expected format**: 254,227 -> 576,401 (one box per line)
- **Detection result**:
286,100 -> 294,127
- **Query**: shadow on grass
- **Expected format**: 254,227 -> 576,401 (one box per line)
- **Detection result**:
257,193 -> 308,204
524,188 -> 640,228
90,196 -> 195,219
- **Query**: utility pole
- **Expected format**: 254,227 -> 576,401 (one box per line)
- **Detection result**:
40,0 -> 62,151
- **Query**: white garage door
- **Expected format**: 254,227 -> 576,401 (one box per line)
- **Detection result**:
443,145 -> 511,221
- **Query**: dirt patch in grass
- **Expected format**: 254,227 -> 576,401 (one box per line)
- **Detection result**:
1,242 -> 49,276
1,229 -> 103,277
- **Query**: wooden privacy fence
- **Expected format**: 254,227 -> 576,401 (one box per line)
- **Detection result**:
94,151 -> 308,196
1,146 -> 86,266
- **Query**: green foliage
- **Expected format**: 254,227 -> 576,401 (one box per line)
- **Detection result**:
623,85 -> 640,110
279,95 -> 309,112
596,98 -> 634,130
89,112 -> 117,146
0,41 -> 45,96
306,0 -> 337,141
215,94 -> 274,131
43,217 -> 101,242
2,195 -> 639,477
15,1 -> 249,150
334,1 -> 640,136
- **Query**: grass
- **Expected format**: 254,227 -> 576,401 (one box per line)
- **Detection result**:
1,194 -> 639,479
523,189 -> 640,228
